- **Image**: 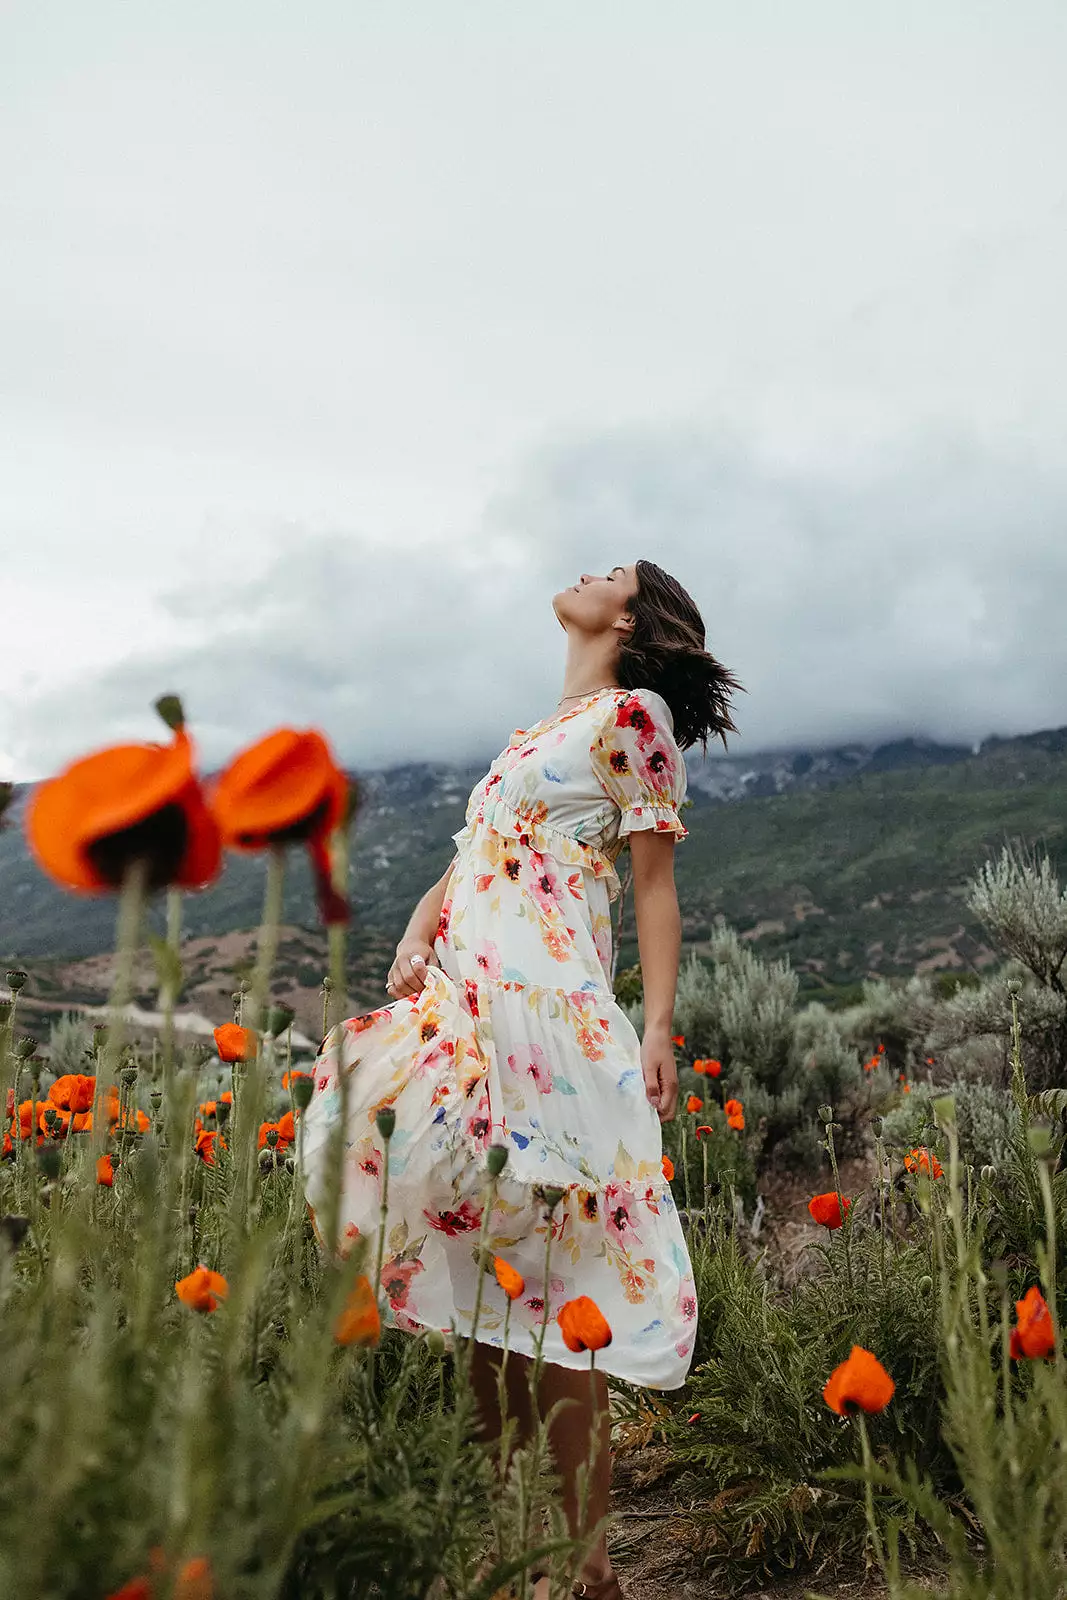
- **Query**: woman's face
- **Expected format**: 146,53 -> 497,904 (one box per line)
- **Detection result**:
552,563 -> 639,634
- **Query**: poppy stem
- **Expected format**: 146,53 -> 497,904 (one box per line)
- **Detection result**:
824,1112 -> 853,1295
89,859 -> 148,1175
681,1118 -> 691,1218
532,1202 -> 558,1389
248,847 -> 285,1034
457,1173 -> 498,1388
855,1412 -> 886,1574
162,887 -> 182,1107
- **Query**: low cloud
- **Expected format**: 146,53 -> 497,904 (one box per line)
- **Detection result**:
8,424 -> 1067,777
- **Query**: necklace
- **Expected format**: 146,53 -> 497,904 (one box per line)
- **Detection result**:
555,683 -> 617,707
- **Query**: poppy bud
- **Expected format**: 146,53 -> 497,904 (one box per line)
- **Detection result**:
421,1328 -> 447,1355
539,1184 -> 567,1213
93,1027 -> 110,1051
5,969 -> 27,993
917,1275 -> 933,1293
1005,977 -> 1022,996
38,1145 -> 61,1180
120,1065 -> 138,1087
150,1091 -> 163,1110
817,1104 -> 833,1124
14,1036 -> 36,1060
258,1147 -> 276,1172
268,1003 -> 295,1035
265,1127 -> 280,1148
485,1143 -> 509,1178
153,693 -> 185,732
291,1077 -> 315,1112
932,1095 -> 956,1130
981,1164 -> 997,1183
1028,1126 -> 1054,1159
43,1107 -> 60,1130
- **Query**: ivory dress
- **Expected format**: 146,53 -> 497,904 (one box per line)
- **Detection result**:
301,686 -> 698,1388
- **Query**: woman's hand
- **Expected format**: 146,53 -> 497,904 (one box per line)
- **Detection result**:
640,1024 -> 679,1122
387,937 -> 438,999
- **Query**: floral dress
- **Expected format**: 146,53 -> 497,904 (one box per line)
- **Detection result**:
300,686 -> 698,1389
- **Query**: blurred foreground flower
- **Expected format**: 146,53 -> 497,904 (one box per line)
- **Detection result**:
661,1154 -> 674,1181
96,1153 -> 114,1187
1010,1285 -> 1056,1360
210,728 -> 350,924
107,1554 -> 213,1600
823,1345 -> 895,1415
25,723 -> 220,893
558,1295 -> 613,1353
175,1266 -> 229,1313
334,1275 -> 381,1346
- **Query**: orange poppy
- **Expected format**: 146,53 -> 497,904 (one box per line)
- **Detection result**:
257,1112 -> 296,1153
209,728 -> 350,924
558,1295 -> 613,1354
670,1034 -> 685,1048
876,1043 -> 885,1054
26,726 -> 220,894
96,1153 -> 114,1187
48,1073 -> 96,1113
175,1266 -> 229,1313
727,1113 -> 745,1132
808,1192 -> 849,1229
1009,1285 -> 1056,1360
705,1059 -> 722,1078
685,1095 -> 702,1114
694,1124 -> 713,1141
107,1556 -> 213,1600
195,1129 -> 224,1165
494,1256 -> 525,1300
724,1098 -> 743,1117
282,1070 -> 312,1091
213,1024 -> 258,1063
334,1275 -> 382,1346
105,1582 -> 152,1600
661,1155 -> 675,1181
823,1346 -> 895,1415
903,1147 -> 943,1178
13,1099 -> 48,1140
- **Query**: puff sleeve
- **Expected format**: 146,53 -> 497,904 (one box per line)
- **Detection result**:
591,688 -> 689,843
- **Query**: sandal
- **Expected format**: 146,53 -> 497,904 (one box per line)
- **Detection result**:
530,1572 -> 625,1599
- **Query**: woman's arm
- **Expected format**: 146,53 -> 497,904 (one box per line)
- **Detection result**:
388,858 -> 457,997
628,832 -> 681,1121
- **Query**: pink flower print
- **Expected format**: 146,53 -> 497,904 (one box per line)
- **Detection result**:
423,1199 -> 482,1237
474,941 -> 503,981
380,1255 -> 424,1310
680,1292 -> 697,1322
508,1043 -> 553,1095
604,1183 -> 640,1243
466,1111 -> 491,1147
528,851 -> 565,917
359,1153 -> 381,1179
464,979 -> 480,1018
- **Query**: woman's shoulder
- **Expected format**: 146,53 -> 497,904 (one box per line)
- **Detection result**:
593,685 -> 676,737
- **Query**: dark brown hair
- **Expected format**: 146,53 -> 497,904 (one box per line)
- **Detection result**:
616,559 -> 744,755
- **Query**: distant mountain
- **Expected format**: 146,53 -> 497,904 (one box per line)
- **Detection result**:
3,726 -> 1066,1013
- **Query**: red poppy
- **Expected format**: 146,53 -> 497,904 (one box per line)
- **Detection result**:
876,1043 -> 885,1054
209,728 -> 350,924
727,1113 -> 745,1132
724,1098 -> 743,1117
823,1346 -> 895,1415
685,1095 -> 703,1114
494,1256 -> 525,1300
213,1024 -> 258,1063
808,1192 -> 850,1229
558,1295 -> 613,1353
175,1266 -> 229,1313
694,1124 -> 713,1141
195,1129 -> 223,1166
670,1034 -> 685,1048
904,1147 -> 943,1178
96,1153 -> 114,1187
705,1059 -> 722,1078
1009,1286 -> 1056,1360
48,1073 -> 96,1113
26,725 -> 220,893
661,1154 -> 675,1181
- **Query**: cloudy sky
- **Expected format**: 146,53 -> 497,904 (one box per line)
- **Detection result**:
3,1 -> 1066,778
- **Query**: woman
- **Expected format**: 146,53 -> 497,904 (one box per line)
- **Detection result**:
301,560 -> 741,1599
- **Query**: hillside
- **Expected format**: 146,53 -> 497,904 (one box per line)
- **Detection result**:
3,727 -> 1066,1024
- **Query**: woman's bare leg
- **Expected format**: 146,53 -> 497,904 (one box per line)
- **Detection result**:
469,1341 -> 538,1456
537,1361 -> 614,1587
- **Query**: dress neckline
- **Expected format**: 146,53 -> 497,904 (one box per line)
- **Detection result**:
525,685 -> 625,737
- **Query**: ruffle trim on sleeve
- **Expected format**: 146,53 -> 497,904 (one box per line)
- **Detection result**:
452,789 -> 624,901
617,804 -> 689,842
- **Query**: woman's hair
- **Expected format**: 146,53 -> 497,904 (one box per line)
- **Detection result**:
616,560 -> 744,755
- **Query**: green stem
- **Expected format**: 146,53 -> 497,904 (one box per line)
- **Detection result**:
162,887 -> 182,1110
681,1118 -> 691,1216
825,1115 -> 853,1294
856,1413 -> 886,1574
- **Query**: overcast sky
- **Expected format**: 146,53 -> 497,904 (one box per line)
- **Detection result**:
3,1 -> 1066,778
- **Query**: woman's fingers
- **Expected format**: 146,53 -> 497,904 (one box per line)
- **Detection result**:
388,951 -> 429,998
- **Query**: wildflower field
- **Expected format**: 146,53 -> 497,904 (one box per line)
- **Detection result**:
2,700 -> 1067,1599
